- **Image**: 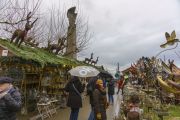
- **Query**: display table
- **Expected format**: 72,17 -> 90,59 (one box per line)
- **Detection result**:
37,100 -> 58,120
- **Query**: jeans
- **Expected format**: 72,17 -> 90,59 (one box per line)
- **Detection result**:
108,94 -> 114,104
88,108 -> 95,120
117,88 -> 123,94
70,108 -> 79,120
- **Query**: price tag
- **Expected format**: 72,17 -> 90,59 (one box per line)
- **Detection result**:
2,50 -> 8,56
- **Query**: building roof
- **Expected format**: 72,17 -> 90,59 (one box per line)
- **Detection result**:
0,39 -> 84,67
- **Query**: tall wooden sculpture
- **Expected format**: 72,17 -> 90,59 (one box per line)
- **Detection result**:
66,7 -> 77,58
10,12 -> 38,47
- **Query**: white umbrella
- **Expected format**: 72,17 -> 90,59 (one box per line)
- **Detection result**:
68,66 -> 100,77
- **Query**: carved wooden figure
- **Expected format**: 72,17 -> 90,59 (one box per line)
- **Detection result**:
85,53 -> 93,64
10,12 -> 38,47
55,37 -> 66,54
47,37 -> 66,54
91,56 -> 99,65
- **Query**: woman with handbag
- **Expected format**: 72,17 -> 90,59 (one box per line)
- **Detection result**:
65,76 -> 85,120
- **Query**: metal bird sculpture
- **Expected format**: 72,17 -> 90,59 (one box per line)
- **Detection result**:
160,30 -> 179,48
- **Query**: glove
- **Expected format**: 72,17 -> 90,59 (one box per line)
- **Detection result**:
96,113 -> 101,120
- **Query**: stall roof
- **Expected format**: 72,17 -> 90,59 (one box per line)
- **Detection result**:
0,39 -> 84,67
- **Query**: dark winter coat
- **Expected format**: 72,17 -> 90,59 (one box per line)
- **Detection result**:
107,81 -> 115,95
0,87 -> 22,120
86,76 -> 98,107
65,76 -> 85,108
93,87 -> 107,120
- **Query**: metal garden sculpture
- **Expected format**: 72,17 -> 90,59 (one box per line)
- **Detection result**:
160,30 -> 179,48
84,53 -> 93,64
156,30 -> 179,58
91,56 -> 99,66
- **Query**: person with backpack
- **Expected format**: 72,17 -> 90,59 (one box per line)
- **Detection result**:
0,77 -> 22,120
86,76 -> 98,120
65,76 -> 85,120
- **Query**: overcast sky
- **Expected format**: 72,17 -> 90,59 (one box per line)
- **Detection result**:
41,0 -> 180,74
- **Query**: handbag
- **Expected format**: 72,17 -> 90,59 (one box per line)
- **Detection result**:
72,84 -> 82,99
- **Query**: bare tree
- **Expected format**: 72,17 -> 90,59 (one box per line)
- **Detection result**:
0,0 -> 92,53
44,5 -> 92,55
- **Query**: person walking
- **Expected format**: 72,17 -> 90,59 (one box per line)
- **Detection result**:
117,75 -> 125,94
93,79 -> 109,120
0,77 -> 22,120
107,79 -> 115,105
65,76 -> 85,120
86,76 -> 98,120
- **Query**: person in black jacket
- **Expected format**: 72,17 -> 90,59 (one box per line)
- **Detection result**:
0,77 -> 22,120
86,76 -> 98,120
107,79 -> 115,105
65,76 -> 85,120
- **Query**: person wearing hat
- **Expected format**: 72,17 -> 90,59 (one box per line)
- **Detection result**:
0,77 -> 22,120
93,79 -> 109,120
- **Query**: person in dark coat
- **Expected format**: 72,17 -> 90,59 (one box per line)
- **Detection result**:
107,79 -> 115,105
0,77 -> 22,120
86,76 -> 98,120
65,76 -> 85,120
93,79 -> 108,120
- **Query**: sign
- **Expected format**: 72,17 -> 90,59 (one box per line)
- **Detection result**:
115,71 -> 120,79
2,50 -> 8,56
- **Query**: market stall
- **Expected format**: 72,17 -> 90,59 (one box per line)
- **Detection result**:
0,39 -> 84,115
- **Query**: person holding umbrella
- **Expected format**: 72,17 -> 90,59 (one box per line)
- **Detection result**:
67,65 -> 99,120
0,77 -> 22,120
65,76 -> 85,120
